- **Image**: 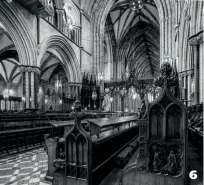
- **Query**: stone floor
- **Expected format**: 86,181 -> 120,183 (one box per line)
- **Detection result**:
0,148 -> 51,185
188,143 -> 203,185
0,143 -> 202,185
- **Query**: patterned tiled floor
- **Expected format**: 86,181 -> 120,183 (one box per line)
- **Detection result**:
0,148 -> 51,185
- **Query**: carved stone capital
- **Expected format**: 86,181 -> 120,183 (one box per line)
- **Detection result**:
189,33 -> 203,46
19,65 -> 41,74
56,9 -> 64,14
33,67 -> 41,75
185,14 -> 191,21
187,70 -> 194,76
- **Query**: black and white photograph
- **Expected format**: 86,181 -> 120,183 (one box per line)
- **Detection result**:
0,0 -> 203,185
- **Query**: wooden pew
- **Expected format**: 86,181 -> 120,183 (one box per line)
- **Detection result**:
91,117 -> 138,185
0,110 -> 112,157
45,111 -> 139,185
0,120 -> 76,158
87,116 -> 137,140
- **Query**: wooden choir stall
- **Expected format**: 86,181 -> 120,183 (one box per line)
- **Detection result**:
119,62 -> 188,185
44,100 -> 139,185
44,62 -> 188,185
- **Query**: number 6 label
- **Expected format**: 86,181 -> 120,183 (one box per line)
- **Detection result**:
189,170 -> 198,179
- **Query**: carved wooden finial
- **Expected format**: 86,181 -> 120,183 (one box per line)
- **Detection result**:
154,62 -> 179,89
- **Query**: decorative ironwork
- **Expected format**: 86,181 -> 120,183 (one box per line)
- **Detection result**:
129,0 -> 145,12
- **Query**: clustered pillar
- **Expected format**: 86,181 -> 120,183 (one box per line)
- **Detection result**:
20,66 -> 40,109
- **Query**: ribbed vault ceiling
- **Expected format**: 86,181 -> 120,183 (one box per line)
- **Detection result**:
120,22 -> 160,78
109,0 -> 159,42
40,51 -> 65,82
0,27 -> 21,85
105,0 -> 160,79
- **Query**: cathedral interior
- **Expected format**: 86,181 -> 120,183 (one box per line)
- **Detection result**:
0,0 -> 203,185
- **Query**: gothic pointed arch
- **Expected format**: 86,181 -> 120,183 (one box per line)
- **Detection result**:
38,35 -> 81,83
90,0 -> 175,75
0,1 -> 37,66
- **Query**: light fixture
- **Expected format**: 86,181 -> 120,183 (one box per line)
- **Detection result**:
69,24 -> 73,30
3,89 -> 9,99
22,96 -> 25,102
9,89 -> 13,95
92,87 -> 97,100
59,99 -> 62,104
99,73 -> 104,81
129,0 -> 144,12
110,97 -> 113,103
6,0 -> 12,3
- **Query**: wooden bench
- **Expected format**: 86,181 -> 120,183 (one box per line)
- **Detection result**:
45,114 -> 139,185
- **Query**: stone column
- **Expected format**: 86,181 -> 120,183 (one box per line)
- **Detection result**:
33,68 -> 41,109
20,66 -> 41,109
194,45 -> 199,104
4,100 -> 7,110
200,42 -> 204,103
20,66 -> 26,109
56,9 -> 64,32
187,70 -> 193,106
189,34 -> 203,104
25,69 -> 30,108
184,72 -> 187,101
121,96 -> 125,112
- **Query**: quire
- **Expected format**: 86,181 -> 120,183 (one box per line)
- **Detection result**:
0,0 -> 203,185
